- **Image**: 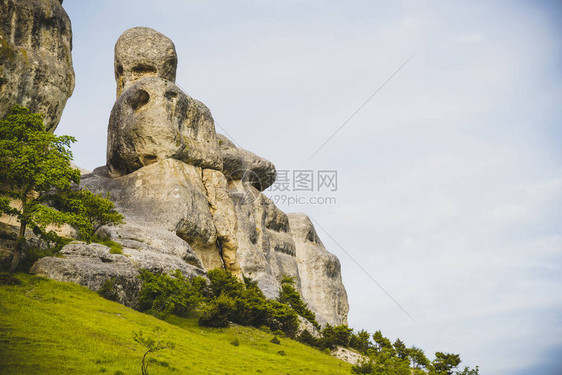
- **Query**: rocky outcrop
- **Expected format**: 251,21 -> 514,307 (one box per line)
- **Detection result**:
0,0 -> 74,131
229,180 -> 300,298
30,242 -> 205,307
82,160 -> 223,271
331,347 -> 366,366
26,26 -> 349,327
217,134 -> 276,191
288,213 -> 349,326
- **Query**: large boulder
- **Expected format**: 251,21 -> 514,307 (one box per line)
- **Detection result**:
218,134 -> 276,191
0,0 -> 74,131
288,213 -> 349,326
114,27 -> 177,98
106,77 -> 222,176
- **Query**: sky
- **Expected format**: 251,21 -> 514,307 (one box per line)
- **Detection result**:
57,1 -> 562,373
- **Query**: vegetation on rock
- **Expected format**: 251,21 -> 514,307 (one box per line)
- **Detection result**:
0,105 -> 123,271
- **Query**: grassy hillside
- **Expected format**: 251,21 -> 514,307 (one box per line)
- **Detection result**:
0,274 -> 351,374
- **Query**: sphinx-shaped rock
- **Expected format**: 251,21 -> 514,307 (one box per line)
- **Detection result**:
218,134 -> 276,191
26,25 -> 350,328
288,213 -> 349,326
0,0 -> 75,131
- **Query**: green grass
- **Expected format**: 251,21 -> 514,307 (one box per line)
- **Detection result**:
92,236 -> 123,254
0,274 -> 352,374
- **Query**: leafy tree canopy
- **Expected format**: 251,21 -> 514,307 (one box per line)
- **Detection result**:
0,105 -> 123,270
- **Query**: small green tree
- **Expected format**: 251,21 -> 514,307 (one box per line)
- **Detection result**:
320,324 -> 353,349
373,330 -> 394,354
133,328 -> 174,375
393,338 -> 409,360
54,189 -> 124,242
0,105 -> 123,270
409,346 -> 430,370
456,366 -> 479,375
349,329 -> 372,354
0,105 -> 80,270
277,275 -> 319,328
432,352 -> 461,375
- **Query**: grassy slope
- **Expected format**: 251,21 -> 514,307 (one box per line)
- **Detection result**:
0,274 -> 351,375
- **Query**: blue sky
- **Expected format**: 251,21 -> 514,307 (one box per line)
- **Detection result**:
57,1 -> 562,373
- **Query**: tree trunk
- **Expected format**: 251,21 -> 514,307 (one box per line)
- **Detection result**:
9,218 -> 26,272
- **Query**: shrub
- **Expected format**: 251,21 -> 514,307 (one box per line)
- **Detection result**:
97,278 -> 120,302
265,300 -> 299,338
352,361 -> 374,374
198,294 -> 234,328
137,269 -> 205,318
270,336 -> 281,345
207,269 -> 244,298
320,324 -> 353,349
277,275 -> 319,329
297,329 -> 318,347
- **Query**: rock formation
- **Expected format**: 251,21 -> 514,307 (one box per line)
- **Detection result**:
0,0 -> 75,131
29,26 -> 349,326
289,213 -> 349,326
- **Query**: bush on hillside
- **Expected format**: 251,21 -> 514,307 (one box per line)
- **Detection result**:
137,269 -> 206,318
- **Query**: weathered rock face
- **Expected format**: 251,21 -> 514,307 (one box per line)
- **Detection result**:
229,180 -> 300,298
114,27 -> 177,98
25,26 -> 349,327
106,77 -> 222,176
202,169 -> 241,277
288,213 -> 349,326
0,0 -> 74,131
82,160 -> 224,271
217,134 -> 276,191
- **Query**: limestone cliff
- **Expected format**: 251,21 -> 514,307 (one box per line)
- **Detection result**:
0,0 -> 75,131
26,26 -> 349,326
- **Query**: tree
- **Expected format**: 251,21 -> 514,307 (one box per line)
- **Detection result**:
0,105 -> 80,270
373,330 -> 394,354
133,329 -> 174,375
0,105 -> 122,270
409,346 -> 430,369
350,329 -> 372,354
433,352 -> 461,375
456,366 -> 479,375
277,275 -> 319,328
393,338 -> 409,360
53,189 -> 124,242
320,324 -> 353,349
